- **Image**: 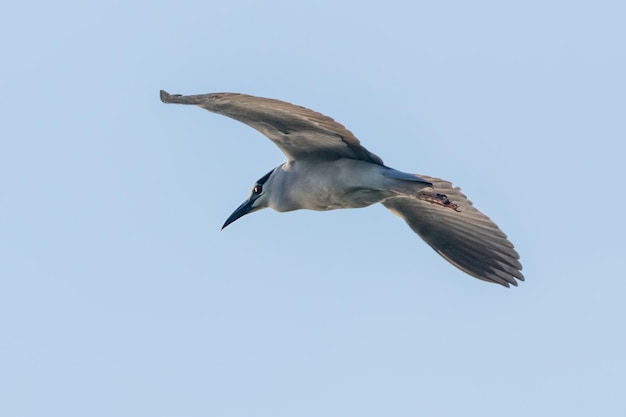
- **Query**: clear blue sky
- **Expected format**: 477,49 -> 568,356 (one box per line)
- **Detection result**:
2,1 -> 625,416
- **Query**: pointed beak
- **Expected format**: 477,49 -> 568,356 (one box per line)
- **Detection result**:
222,199 -> 254,230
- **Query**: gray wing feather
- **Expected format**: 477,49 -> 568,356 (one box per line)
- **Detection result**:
383,175 -> 523,287
160,90 -> 384,164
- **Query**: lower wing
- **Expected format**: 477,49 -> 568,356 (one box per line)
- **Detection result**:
382,176 -> 523,287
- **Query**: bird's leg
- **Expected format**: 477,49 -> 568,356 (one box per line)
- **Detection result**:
419,191 -> 461,212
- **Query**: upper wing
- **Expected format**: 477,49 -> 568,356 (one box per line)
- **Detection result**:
160,90 -> 384,165
382,175 -> 523,287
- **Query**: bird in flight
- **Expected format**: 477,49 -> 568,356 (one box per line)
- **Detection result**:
160,90 -> 523,287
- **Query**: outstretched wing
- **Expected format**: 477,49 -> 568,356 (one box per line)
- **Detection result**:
382,175 -> 523,287
160,90 -> 384,165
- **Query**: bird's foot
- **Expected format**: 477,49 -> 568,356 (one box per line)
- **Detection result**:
419,192 -> 461,212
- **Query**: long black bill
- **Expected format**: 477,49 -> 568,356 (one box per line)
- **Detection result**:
222,199 -> 254,230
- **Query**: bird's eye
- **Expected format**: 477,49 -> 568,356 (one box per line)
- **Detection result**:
254,185 -> 262,194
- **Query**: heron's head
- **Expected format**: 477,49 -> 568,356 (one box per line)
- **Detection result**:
222,168 -> 276,229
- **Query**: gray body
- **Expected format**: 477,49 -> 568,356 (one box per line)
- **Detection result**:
160,90 -> 524,287
266,160 -> 426,212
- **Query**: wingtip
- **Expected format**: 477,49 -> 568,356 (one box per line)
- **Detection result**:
160,90 -> 172,103
493,271 -> 524,288
159,90 -> 205,105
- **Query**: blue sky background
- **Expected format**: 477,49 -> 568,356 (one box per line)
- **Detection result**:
2,1 -> 625,416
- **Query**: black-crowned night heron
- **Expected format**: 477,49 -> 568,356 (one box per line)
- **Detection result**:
160,90 -> 523,287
